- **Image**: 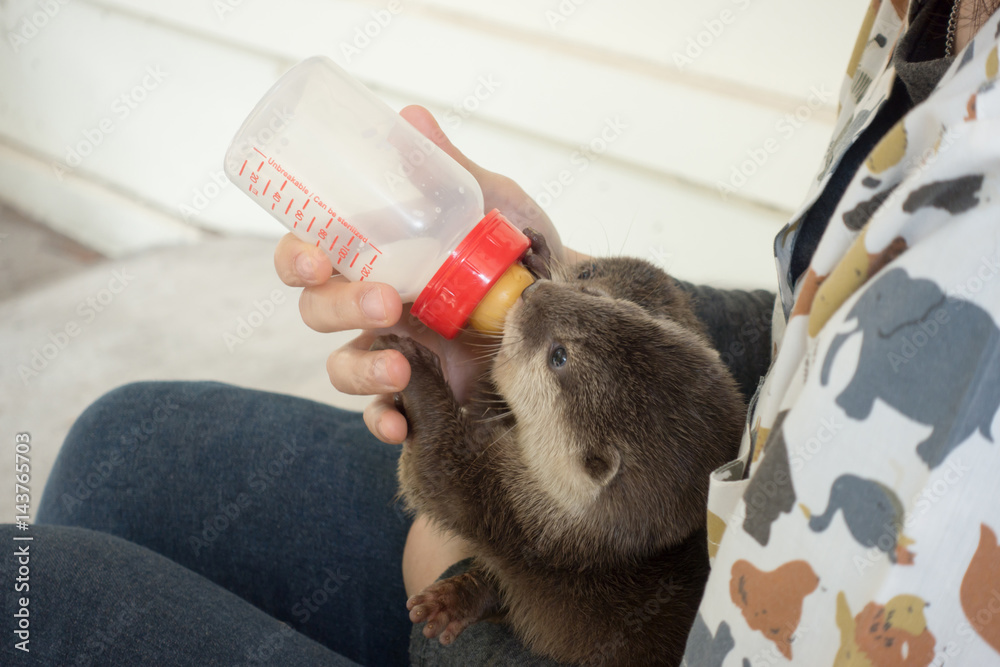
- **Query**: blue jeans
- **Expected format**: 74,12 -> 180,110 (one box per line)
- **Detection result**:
3,381 -> 413,666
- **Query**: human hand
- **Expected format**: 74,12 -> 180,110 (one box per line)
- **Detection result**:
274,104 -> 566,443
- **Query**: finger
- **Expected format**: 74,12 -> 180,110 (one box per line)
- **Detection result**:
400,105 -> 485,178
299,279 -> 402,333
399,104 -> 522,204
364,395 -> 409,444
327,333 -> 411,396
399,105 -> 563,256
399,105 -> 523,206
274,233 -> 334,287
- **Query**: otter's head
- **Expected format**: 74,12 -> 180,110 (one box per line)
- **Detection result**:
492,257 -> 744,563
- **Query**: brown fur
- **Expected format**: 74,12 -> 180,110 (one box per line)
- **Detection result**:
372,256 -> 745,666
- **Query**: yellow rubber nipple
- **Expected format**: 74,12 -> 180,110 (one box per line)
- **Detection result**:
467,264 -> 535,334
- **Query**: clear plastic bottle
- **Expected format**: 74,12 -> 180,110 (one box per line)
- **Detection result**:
223,56 -> 534,339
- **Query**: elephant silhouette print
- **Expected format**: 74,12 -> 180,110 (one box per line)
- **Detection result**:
800,474 -> 915,564
820,267 -> 1000,469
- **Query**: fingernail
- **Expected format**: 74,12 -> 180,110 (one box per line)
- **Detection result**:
361,287 -> 387,322
295,253 -> 315,281
373,355 -> 392,386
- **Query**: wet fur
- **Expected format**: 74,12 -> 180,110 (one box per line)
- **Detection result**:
373,255 -> 745,666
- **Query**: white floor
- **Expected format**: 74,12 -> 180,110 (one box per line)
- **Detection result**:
0,236 -> 368,506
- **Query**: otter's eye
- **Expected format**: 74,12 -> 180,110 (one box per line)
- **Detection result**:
549,344 -> 568,369
577,263 -> 598,280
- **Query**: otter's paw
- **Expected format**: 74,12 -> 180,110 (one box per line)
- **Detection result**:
370,334 -> 451,428
370,334 -> 442,377
522,227 -> 552,280
406,571 -> 499,646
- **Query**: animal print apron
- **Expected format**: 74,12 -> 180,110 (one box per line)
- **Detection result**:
686,1 -> 1000,664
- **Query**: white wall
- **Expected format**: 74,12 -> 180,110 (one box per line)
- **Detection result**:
0,0 -> 869,289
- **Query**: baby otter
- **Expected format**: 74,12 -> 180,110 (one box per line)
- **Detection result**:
372,251 -> 745,666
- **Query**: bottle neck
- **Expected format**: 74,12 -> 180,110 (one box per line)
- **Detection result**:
410,210 -> 531,339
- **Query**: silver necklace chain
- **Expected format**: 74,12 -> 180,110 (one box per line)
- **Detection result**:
946,0 -> 962,57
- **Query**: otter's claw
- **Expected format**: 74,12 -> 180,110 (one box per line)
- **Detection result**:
522,227 -> 552,280
406,570 -> 500,646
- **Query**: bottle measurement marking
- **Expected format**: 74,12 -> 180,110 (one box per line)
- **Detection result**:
242,146 -> 384,280
337,235 -> 357,267
276,181 -> 290,213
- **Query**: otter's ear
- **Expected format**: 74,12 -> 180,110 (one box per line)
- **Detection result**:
584,447 -> 621,486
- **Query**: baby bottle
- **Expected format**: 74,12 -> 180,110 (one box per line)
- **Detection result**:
223,56 -> 534,339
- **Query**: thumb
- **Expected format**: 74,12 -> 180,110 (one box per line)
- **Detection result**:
398,104 -> 489,181
397,104 -> 565,259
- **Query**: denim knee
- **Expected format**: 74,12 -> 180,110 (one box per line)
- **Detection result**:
37,381 -> 219,524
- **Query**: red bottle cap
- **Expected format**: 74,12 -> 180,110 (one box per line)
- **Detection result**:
411,209 -> 530,339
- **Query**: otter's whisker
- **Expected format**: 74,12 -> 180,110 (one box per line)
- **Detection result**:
475,410 -> 513,424
462,340 -> 505,348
